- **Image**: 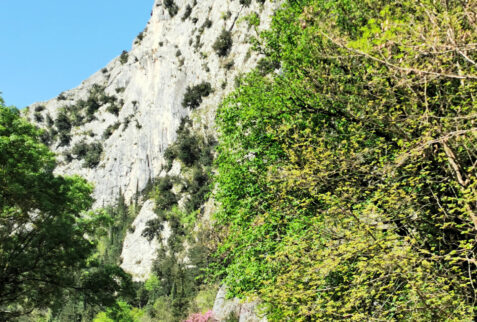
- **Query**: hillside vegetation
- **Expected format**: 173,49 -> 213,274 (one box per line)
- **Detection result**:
2,0 -> 477,321
213,0 -> 477,320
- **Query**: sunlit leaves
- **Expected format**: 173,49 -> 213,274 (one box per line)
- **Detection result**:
213,0 -> 477,320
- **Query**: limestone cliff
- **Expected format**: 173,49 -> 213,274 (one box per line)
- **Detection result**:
26,0 -> 278,207
25,2 -> 280,303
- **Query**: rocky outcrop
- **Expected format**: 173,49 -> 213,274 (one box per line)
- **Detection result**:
212,285 -> 267,322
120,199 -> 172,281
25,0 -> 281,315
26,0 -> 279,207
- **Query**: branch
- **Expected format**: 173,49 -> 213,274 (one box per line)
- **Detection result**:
394,128 -> 477,168
318,31 -> 477,80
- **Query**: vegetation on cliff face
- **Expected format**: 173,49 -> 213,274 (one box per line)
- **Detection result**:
213,0 -> 477,320
3,0 -> 477,320
137,117 -> 218,321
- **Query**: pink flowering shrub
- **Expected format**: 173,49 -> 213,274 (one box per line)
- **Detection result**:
185,310 -> 216,322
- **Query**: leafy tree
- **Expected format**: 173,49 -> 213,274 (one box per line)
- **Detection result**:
93,301 -> 144,322
0,98 -> 130,319
213,0 -> 477,320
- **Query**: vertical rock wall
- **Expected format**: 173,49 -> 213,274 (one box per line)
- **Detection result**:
26,0 -> 280,207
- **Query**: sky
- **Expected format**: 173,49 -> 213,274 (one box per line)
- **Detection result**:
0,0 -> 154,108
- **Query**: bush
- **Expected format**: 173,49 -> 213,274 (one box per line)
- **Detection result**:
240,0 -> 252,6
72,141 -> 90,158
157,175 -> 174,193
46,114 -> 54,127
154,176 -> 177,210
184,167 -> 210,212
135,31 -> 144,44
83,142 -> 103,168
182,4 -> 192,21
163,146 -> 177,171
221,11 -> 232,20
71,141 -> 103,168
57,132 -> 71,147
164,0 -> 179,17
94,301 -> 144,322
34,105 -> 45,112
256,57 -> 280,75
142,218 -> 164,242
103,122 -> 121,139
224,60 -> 235,70
177,135 -> 200,167
185,310 -> 214,322
120,50 -> 129,64
34,112 -> 44,123
39,130 -> 51,146
182,82 -> 212,109
122,115 -> 133,130
85,97 -> 101,118
106,103 -> 120,116
213,29 -> 233,57
202,18 -> 212,29
55,111 -> 71,133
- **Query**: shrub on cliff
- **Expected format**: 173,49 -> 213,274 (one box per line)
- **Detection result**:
164,0 -> 179,17
182,82 -> 212,109
212,29 -> 233,57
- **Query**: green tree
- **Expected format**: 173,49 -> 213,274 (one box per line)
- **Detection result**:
93,301 -> 144,322
213,0 -> 477,320
0,97 -> 131,320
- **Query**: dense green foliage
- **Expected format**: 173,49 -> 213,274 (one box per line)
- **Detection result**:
0,99 -> 131,320
182,82 -> 213,109
214,0 -> 477,320
212,30 -> 233,57
50,194 -> 139,321
138,118 -> 218,321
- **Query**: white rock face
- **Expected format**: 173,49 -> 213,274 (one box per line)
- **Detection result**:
213,285 -> 267,322
27,0 -> 280,207
120,199 -> 171,281
25,0 -> 282,300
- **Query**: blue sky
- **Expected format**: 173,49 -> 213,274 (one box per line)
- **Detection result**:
0,0 -> 153,108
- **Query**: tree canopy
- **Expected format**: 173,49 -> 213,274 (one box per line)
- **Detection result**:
0,97 -> 131,320
213,0 -> 477,320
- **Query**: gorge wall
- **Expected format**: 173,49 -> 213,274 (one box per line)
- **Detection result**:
24,1 -> 280,319
26,0 -> 279,207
